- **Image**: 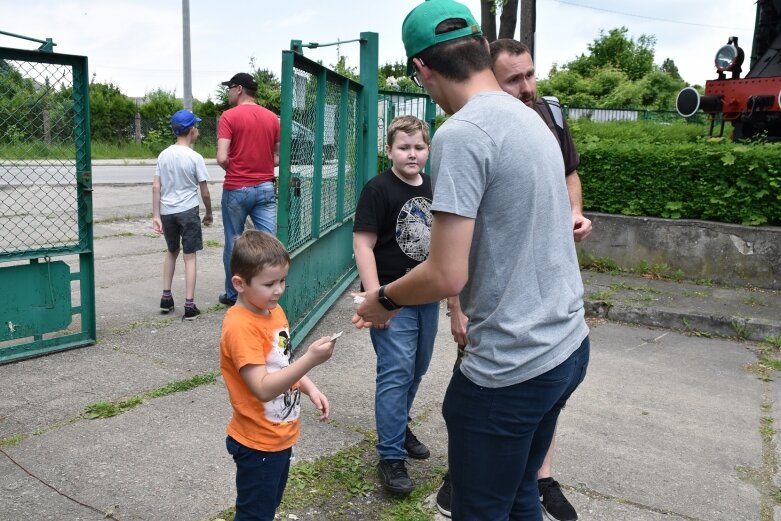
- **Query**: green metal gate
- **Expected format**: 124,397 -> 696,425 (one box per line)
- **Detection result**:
277,33 -> 378,344
0,42 -> 96,364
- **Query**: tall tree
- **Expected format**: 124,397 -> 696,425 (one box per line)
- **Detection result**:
660,58 -> 682,81
567,27 -> 656,81
139,89 -> 182,121
538,27 -> 687,109
89,82 -> 136,142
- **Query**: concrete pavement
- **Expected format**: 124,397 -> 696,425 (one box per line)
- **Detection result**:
0,181 -> 779,520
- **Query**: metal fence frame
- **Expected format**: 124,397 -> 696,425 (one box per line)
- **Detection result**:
277,33 -> 378,346
0,45 -> 96,364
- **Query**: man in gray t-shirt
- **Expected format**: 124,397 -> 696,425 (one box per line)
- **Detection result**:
353,1 -> 590,519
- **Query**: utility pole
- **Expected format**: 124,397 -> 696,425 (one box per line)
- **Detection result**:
519,0 -> 536,61
182,0 -> 193,110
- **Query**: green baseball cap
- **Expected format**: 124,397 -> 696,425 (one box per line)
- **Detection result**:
402,0 -> 482,72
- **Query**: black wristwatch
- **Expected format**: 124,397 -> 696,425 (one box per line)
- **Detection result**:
378,285 -> 403,311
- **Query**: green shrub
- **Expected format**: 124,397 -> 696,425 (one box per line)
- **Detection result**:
578,139 -> 781,226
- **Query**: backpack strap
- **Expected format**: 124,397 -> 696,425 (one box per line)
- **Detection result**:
541,95 -> 566,144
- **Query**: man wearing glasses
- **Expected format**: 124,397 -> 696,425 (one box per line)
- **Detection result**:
216,72 -> 281,306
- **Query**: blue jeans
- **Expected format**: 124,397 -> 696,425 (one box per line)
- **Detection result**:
443,336 -> 590,521
226,436 -> 292,521
222,182 -> 277,300
370,303 -> 439,460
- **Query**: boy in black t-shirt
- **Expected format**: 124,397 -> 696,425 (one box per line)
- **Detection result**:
353,116 -> 437,496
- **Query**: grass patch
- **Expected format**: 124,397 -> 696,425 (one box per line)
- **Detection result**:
759,356 -> 781,371
146,373 -> 219,398
732,320 -> 749,341
762,335 -> 781,349
212,430 -> 443,521
203,239 -> 222,248
84,396 -> 143,419
582,255 -> 620,274
745,362 -> 772,382
682,318 -> 712,338
587,290 -> 614,303
0,434 -> 27,448
107,317 -> 176,335
83,372 -> 218,420
761,416 -> 775,439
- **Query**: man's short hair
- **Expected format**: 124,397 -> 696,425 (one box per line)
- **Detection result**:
230,230 -> 290,283
416,18 -> 492,82
387,115 -> 430,148
489,39 -> 532,64
402,0 -> 489,81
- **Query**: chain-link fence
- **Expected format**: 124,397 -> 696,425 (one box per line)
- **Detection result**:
564,105 -> 708,125
283,66 -> 361,252
276,35 -> 378,345
0,57 -> 87,258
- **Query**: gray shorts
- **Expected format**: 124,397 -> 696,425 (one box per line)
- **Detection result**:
161,206 -> 203,254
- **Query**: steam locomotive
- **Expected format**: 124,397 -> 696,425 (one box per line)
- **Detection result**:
676,0 -> 781,140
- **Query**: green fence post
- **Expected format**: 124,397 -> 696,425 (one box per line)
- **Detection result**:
311,69 -> 327,239
73,55 -> 96,341
278,50 -> 296,249
360,32 -> 378,186
336,79 -> 349,221
424,96 -> 437,138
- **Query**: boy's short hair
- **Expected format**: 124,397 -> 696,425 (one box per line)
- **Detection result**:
230,231 -> 290,283
489,39 -> 531,63
387,116 -> 430,148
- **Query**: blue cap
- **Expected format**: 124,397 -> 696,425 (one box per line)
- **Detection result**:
170,109 -> 201,135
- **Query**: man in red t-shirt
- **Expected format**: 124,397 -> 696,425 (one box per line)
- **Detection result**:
217,72 -> 281,306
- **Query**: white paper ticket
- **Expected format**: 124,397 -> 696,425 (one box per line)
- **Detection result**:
330,331 -> 344,341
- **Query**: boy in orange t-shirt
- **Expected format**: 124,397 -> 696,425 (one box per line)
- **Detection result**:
220,230 -> 336,520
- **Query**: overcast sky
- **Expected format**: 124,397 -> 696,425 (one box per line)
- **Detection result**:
1,0 -> 757,101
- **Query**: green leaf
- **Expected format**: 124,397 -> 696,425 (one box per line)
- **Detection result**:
721,152 -> 736,166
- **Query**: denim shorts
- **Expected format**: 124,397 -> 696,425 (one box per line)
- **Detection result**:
161,206 -> 202,254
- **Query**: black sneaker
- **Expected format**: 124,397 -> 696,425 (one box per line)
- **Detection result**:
404,426 -> 430,460
183,305 -> 201,321
160,296 -> 174,313
218,293 -> 236,306
377,459 -> 414,495
436,471 -> 452,518
539,477 -> 578,521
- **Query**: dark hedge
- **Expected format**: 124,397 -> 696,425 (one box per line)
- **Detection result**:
578,141 -> 781,226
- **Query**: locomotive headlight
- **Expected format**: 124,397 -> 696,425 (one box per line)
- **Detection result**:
714,37 -> 744,74
715,45 -> 739,71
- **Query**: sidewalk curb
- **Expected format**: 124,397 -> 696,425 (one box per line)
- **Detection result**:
584,299 -> 781,341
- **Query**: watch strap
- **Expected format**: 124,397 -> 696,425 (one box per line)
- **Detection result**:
378,285 -> 402,310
